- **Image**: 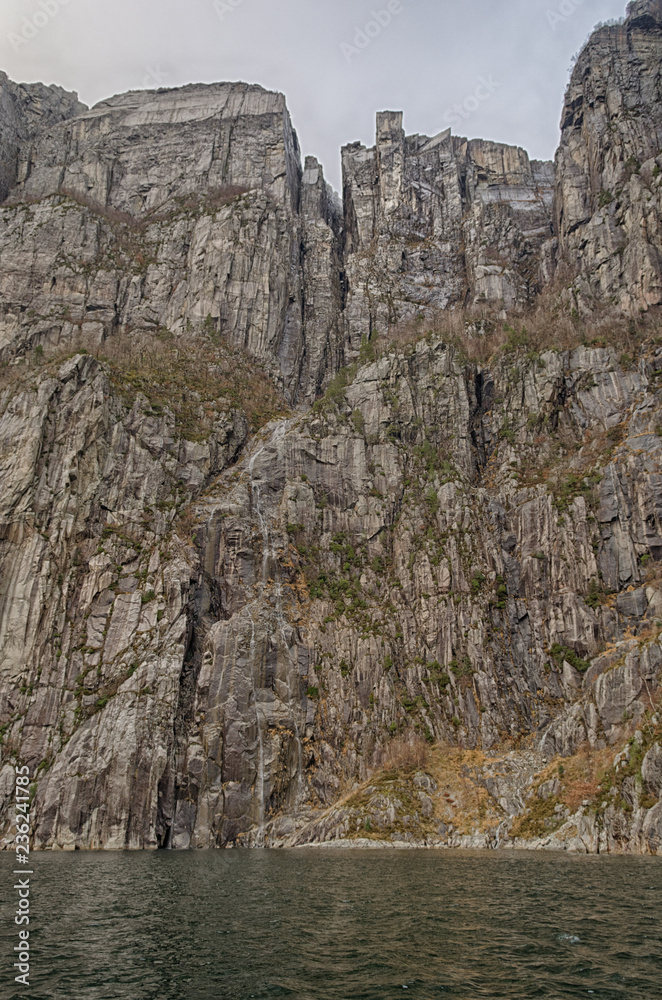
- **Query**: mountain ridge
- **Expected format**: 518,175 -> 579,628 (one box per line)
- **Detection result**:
1,0 -> 662,853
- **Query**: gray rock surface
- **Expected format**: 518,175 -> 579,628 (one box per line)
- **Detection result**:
0,82 -> 341,403
0,72 -> 85,203
554,2 -> 662,312
1,2 -> 662,854
3,337 -> 662,851
642,741 -> 662,795
342,112 -> 553,351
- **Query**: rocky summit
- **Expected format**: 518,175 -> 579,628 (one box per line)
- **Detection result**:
1,0 -> 662,854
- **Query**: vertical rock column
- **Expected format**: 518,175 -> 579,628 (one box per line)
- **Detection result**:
296,156 -> 344,402
376,111 -> 405,216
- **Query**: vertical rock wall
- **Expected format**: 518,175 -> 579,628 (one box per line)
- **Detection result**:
1,1 -> 662,852
341,112 -> 554,352
0,71 -> 85,204
554,0 -> 662,311
0,82 -> 342,404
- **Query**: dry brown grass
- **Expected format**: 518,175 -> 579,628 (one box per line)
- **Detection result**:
427,746 -> 504,835
93,330 -> 289,437
374,293 -> 662,365
380,734 -> 430,774
0,328 -> 289,439
8,185 -> 251,231
510,743 -> 614,839
59,189 -> 141,229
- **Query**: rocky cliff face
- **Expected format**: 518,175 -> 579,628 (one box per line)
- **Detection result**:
1,2 -> 662,854
0,82 -> 342,403
342,113 -> 554,351
0,72 -> 85,204
554,0 -> 662,312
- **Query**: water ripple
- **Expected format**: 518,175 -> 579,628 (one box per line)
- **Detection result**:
0,850 -> 660,1000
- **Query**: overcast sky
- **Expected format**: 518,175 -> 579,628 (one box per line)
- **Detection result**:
1,0 -> 627,190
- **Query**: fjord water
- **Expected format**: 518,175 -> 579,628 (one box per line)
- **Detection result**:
1,851 -> 660,1000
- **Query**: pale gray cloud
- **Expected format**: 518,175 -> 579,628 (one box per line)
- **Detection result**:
0,0 -> 627,190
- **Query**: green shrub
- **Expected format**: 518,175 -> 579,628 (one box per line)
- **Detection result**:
414,440 -> 439,473
501,421 -> 516,446
450,657 -> 473,678
584,578 -> 606,609
313,364 -> 358,412
425,487 -> 439,516
495,576 -> 508,609
624,155 -> 641,179
550,643 -> 590,673
552,472 -> 601,512
372,556 -> 385,575
359,335 -> 376,364
352,409 -> 365,435
504,325 -> 530,351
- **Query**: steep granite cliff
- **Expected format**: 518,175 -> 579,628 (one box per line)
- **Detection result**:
1,1 -> 662,854
0,71 -> 85,203
0,82 -> 342,403
554,0 -> 662,311
342,113 -> 554,352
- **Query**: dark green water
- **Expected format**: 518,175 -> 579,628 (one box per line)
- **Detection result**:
1,849 -> 661,1000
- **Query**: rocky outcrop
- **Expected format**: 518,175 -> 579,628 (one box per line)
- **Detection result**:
1,1 -> 662,854
554,0 -> 662,311
3,334 -> 662,851
283,703 -> 662,855
162,338 -> 662,851
0,72 -> 85,204
0,82 -> 556,399
0,83 -> 341,403
0,342 -> 289,848
342,112 -> 554,351
9,83 -> 302,215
